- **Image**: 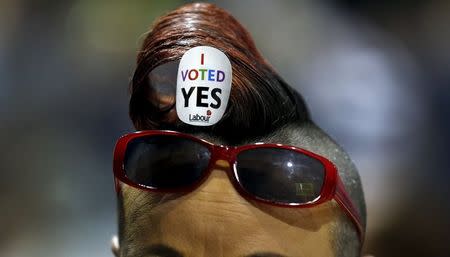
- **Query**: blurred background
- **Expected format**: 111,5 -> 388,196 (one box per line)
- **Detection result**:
1,0 -> 449,256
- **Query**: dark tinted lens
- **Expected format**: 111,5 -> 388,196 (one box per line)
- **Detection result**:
123,135 -> 211,188
236,148 -> 325,204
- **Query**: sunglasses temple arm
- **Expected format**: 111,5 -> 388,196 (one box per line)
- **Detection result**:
334,176 -> 365,244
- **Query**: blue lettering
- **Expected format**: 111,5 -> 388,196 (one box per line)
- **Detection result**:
181,70 -> 189,81
208,69 -> 215,81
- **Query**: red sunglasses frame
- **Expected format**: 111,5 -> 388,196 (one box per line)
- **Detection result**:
113,130 -> 364,242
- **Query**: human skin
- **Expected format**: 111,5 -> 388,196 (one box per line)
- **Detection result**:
115,122 -> 365,257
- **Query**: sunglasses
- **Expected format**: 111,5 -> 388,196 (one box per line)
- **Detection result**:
113,130 -> 363,242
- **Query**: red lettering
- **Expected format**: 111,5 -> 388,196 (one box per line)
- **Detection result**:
188,69 -> 199,80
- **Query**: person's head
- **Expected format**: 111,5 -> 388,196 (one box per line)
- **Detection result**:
114,3 -> 366,257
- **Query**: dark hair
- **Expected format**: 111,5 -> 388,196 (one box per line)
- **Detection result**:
129,2 -> 309,143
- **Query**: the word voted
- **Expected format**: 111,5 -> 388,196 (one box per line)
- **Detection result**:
180,68 -> 225,82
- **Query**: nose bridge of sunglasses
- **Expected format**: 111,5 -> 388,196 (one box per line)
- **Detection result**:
209,144 -> 234,169
212,144 -> 234,161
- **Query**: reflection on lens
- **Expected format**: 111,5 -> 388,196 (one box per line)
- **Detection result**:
124,135 -> 211,188
236,148 -> 325,204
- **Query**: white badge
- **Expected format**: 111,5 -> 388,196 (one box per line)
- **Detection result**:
176,46 -> 232,126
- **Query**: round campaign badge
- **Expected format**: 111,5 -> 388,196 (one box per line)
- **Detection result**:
176,46 -> 232,126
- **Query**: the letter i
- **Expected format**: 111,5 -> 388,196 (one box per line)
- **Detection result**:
201,53 -> 204,65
